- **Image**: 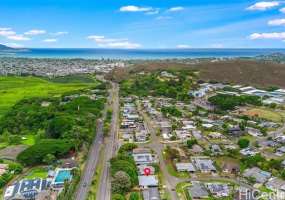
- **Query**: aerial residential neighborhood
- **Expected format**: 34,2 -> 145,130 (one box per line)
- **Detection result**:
2,1 -> 285,199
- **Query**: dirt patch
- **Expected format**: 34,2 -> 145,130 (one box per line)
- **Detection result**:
240,110 -> 262,118
0,145 -> 29,160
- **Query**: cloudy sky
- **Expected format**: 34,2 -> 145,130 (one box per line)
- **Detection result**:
1,0 -> 285,48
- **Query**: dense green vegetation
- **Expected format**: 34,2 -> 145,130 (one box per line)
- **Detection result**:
120,69 -> 195,102
42,75 -> 95,83
17,139 -> 71,165
237,139 -> 250,149
208,94 -> 262,110
0,96 -> 104,147
187,139 -> 198,148
161,106 -> 182,118
110,143 -> 138,197
0,77 -> 96,116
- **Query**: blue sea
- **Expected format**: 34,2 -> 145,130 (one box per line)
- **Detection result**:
2,48 -> 285,60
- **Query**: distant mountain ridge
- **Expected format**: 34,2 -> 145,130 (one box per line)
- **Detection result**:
0,44 -> 29,52
0,44 -> 14,50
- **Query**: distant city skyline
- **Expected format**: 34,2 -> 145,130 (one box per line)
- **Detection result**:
1,0 -> 285,48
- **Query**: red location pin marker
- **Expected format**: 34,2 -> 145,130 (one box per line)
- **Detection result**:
144,168 -> 151,177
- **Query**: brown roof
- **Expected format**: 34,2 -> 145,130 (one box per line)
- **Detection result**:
189,145 -> 204,153
222,162 -> 239,171
132,148 -> 151,154
0,163 -> 9,169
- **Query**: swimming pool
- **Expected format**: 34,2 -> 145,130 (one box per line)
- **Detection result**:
54,170 -> 71,183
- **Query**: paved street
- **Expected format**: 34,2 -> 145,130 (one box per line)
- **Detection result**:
97,84 -> 120,200
137,100 -> 179,200
74,83 -> 115,200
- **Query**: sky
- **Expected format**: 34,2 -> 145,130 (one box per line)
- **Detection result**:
1,0 -> 285,48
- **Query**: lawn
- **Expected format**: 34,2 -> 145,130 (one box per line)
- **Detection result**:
0,77 -> 97,116
21,167 -> 48,179
20,135 -> 35,146
244,108 -> 284,122
258,186 -> 275,194
175,182 -> 192,200
167,164 -> 189,178
212,156 -> 241,165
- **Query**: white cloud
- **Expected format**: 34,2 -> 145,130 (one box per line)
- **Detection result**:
7,35 -> 32,41
98,42 -> 141,48
280,7 -> 285,13
177,45 -> 189,48
0,30 -> 16,36
156,16 -> 172,20
87,35 -> 127,42
283,40 -> 285,42
1,43 -> 25,48
42,39 -> 58,42
145,10 -> 159,15
0,28 -> 11,31
87,35 -> 117,42
212,44 -> 223,48
248,32 -> 285,39
246,1 -> 282,11
120,6 -> 152,12
168,7 -> 184,12
50,31 -> 68,35
268,19 -> 285,25
24,30 -> 46,35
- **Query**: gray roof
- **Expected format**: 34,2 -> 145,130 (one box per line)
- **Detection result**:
138,176 -> 158,186
142,187 -> 160,200
176,163 -> 196,172
195,159 -> 217,172
3,178 -> 46,200
188,182 -> 209,198
243,167 -> 268,183
133,154 -> 153,163
207,183 -> 230,196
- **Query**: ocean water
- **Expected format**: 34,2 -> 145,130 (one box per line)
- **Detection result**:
2,48 -> 285,60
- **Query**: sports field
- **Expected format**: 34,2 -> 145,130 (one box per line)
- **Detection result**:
242,108 -> 284,122
0,76 -> 97,116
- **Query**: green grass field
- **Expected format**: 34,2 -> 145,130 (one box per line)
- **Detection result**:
42,75 -> 95,83
245,108 -> 284,122
20,135 -> 35,146
0,77 -> 97,116
21,167 -> 48,179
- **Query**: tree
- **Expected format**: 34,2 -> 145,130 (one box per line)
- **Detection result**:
238,139 -> 250,149
111,171 -> 131,195
103,124 -> 110,136
2,130 -> 11,145
110,160 -> 138,186
167,149 -> 180,160
268,103 -> 277,109
9,136 -> 21,145
118,143 -> 137,154
49,116 -> 76,138
129,193 -> 139,200
112,194 -> 126,200
170,136 -> 177,141
14,164 -> 23,174
42,153 -> 56,164
187,139 -> 198,148
17,139 -> 72,165
227,149 -> 239,157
